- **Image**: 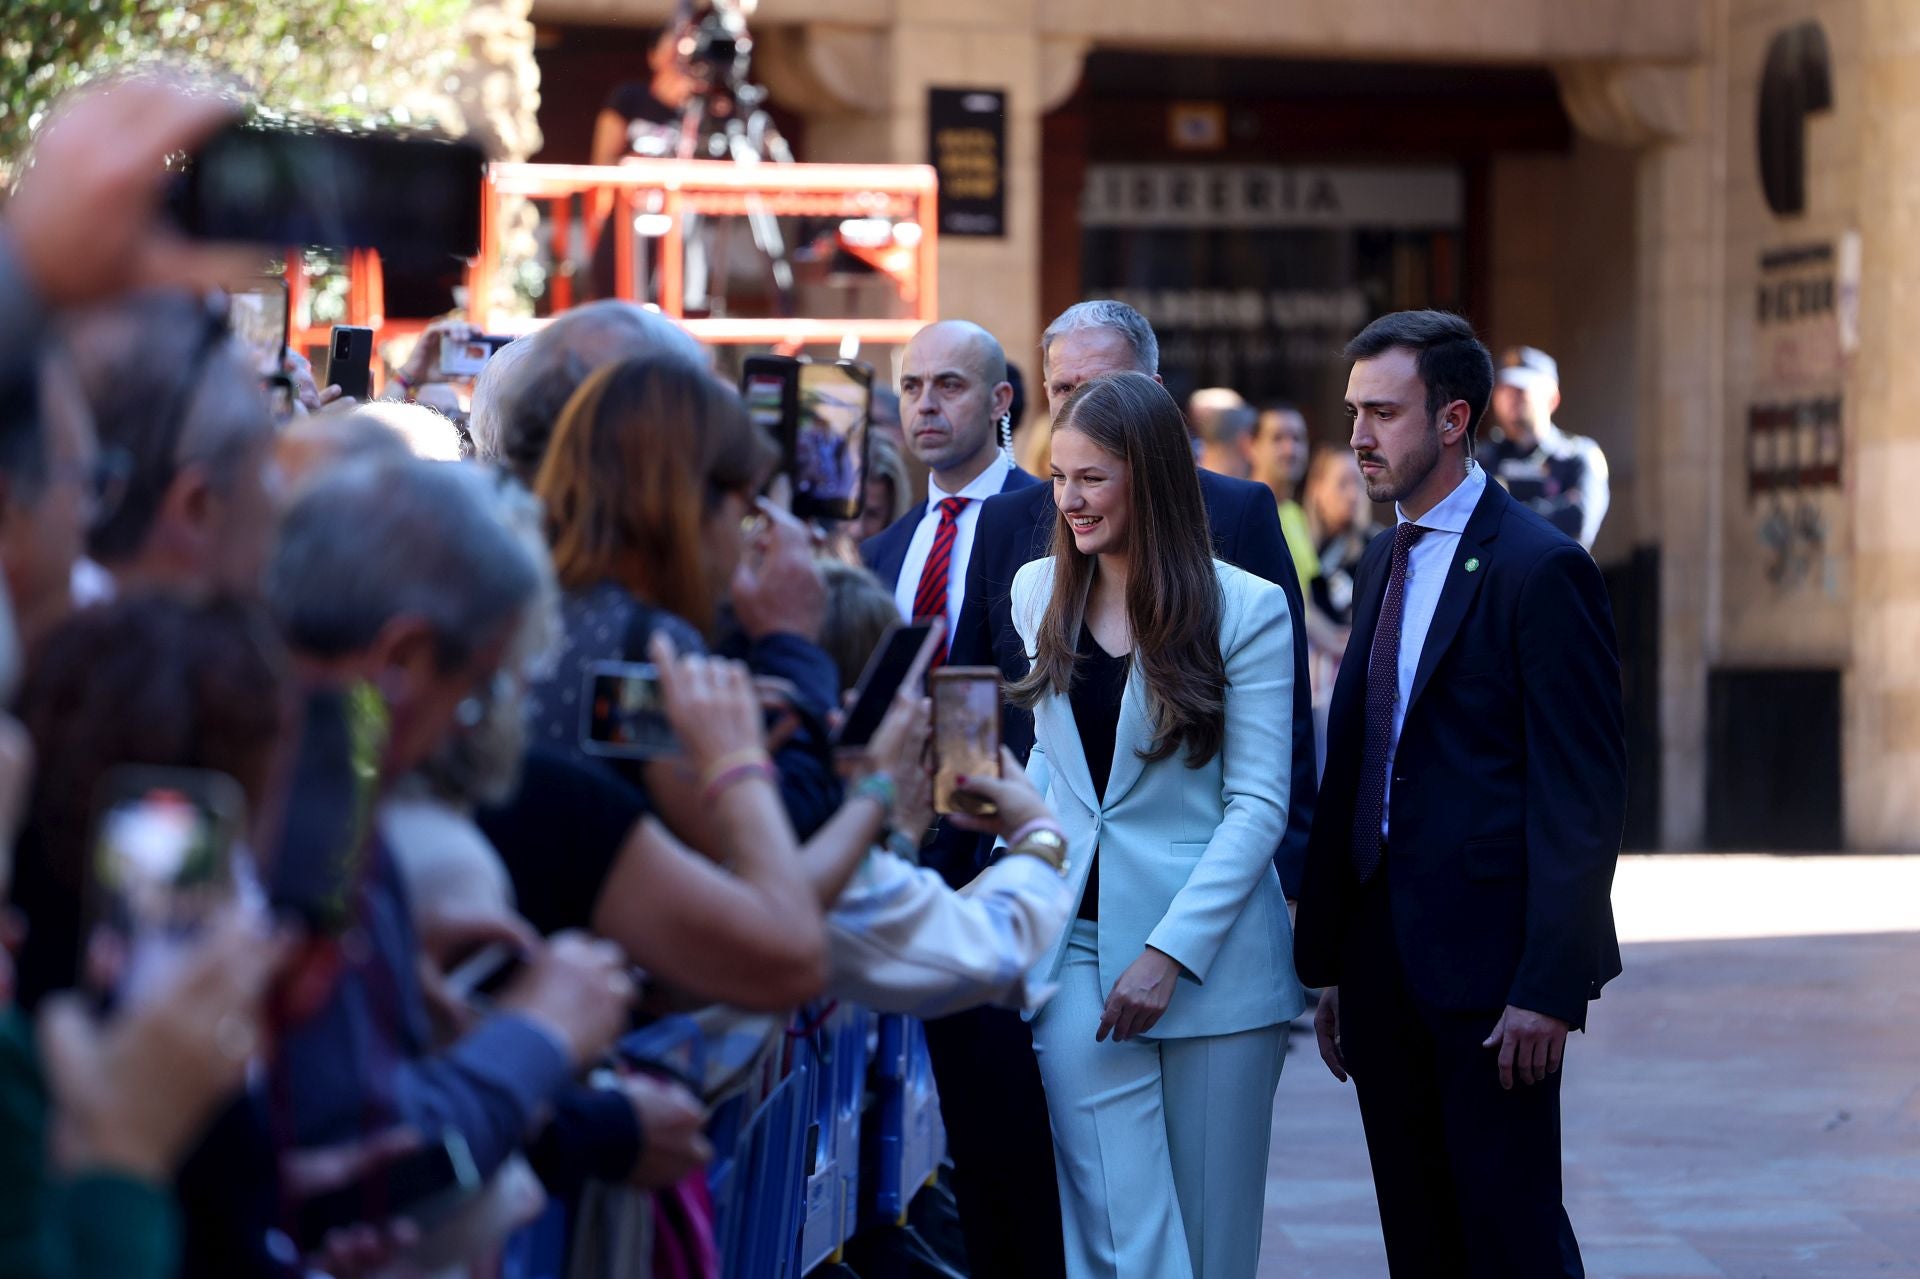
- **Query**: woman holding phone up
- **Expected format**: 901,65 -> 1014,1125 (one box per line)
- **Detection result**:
1009,371 -> 1303,1279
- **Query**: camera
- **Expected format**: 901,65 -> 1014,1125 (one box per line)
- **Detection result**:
679,1 -> 754,95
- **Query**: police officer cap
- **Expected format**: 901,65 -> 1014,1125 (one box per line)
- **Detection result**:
1496,345 -> 1559,390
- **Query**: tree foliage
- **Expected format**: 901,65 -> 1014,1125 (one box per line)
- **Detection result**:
2,0 -> 471,161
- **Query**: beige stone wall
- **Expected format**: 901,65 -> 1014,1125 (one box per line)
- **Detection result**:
1717,0 -> 1857,664
1842,2 -> 1920,846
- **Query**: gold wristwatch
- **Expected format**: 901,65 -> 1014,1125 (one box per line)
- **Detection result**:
1008,828 -> 1069,875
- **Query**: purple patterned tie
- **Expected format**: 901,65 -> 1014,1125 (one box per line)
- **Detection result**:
1352,521 -> 1427,883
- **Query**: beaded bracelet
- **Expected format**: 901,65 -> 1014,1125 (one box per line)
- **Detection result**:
886,829 -> 923,863
701,758 -> 776,805
850,771 -> 898,814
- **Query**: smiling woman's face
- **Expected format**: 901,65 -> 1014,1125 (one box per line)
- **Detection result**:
1050,426 -> 1131,559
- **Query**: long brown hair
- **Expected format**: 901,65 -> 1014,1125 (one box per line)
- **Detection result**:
537,354 -> 777,634
1010,371 -> 1226,767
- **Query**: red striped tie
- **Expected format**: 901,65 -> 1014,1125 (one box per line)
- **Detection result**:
911,496 -> 971,664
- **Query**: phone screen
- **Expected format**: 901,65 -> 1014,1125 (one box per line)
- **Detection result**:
581,661 -> 678,759
743,366 -> 790,437
87,766 -> 245,1005
437,334 -> 509,378
833,622 -> 934,750
228,279 -> 289,379
793,361 -> 871,521
932,668 -> 1003,816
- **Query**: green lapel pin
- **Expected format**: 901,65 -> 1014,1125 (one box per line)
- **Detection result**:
1464,556 -> 1481,573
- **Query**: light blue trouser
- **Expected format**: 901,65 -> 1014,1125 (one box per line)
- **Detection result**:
1030,920 -> 1287,1279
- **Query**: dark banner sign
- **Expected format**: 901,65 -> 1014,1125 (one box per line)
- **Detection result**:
928,87 -> 1005,238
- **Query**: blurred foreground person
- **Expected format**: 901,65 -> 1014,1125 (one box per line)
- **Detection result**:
264,457 -> 635,1186
5,595 -> 295,1278
530,353 -> 839,838
64,291 -> 284,600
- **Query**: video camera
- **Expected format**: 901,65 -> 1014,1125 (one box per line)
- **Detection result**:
679,0 -> 756,100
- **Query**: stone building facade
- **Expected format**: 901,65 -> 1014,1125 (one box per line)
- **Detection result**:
521,0 -> 1920,853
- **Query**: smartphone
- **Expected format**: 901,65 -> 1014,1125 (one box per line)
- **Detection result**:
328,326 -> 374,402
739,356 -> 873,522
442,941 -> 527,1009
265,374 -> 296,421
291,1129 -> 482,1249
228,278 -> 290,380
170,123 -> 485,263
267,687 -> 383,936
436,332 -> 511,378
931,667 -> 1003,816
832,621 -> 935,750
581,661 -> 679,759
84,766 -> 246,1006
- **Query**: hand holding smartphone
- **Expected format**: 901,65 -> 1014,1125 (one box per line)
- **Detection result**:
581,661 -> 678,759
84,766 -> 246,1006
327,326 -> 375,403
932,667 -> 1004,816
832,621 -> 937,751
740,356 -> 873,522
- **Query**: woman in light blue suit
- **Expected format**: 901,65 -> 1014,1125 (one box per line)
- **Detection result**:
1008,371 -> 1303,1279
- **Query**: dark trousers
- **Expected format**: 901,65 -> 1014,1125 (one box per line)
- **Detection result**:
1340,875 -> 1584,1279
922,1004 -> 1066,1279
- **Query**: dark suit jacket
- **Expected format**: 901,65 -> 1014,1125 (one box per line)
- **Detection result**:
1292,479 -> 1627,1027
950,467 -> 1318,896
860,465 -> 1044,591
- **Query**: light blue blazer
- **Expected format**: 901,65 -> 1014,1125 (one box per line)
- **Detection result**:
1014,557 -> 1307,1040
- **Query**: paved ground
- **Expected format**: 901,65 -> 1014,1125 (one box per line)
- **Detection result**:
1258,855 -> 1920,1278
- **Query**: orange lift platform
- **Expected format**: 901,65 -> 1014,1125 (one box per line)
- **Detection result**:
290,158 -> 940,369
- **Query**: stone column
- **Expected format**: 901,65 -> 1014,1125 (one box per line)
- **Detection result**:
1845,4 -> 1920,847
1557,60 -> 1721,849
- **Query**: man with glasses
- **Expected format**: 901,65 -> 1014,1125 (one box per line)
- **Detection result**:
65,291 -> 286,600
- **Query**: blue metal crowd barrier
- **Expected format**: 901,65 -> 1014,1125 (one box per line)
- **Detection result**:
501,1005 -> 945,1276
862,1013 -> 947,1231
798,1005 -> 874,1271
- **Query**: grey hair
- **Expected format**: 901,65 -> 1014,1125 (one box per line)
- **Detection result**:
466,333 -> 535,466
65,291 -> 275,564
266,457 -> 541,673
1041,300 -> 1159,376
475,301 -> 708,482
348,401 -> 465,462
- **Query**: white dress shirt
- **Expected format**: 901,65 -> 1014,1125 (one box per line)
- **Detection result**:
891,453 -> 1014,624
1379,462 -> 1487,837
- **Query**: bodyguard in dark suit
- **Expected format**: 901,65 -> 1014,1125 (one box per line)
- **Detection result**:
860,320 -> 1040,625
857,319 -> 1057,1279
1294,311 -> 1627,1278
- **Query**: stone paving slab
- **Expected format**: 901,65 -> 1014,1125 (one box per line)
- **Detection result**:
1257,856 -> 1920,1278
